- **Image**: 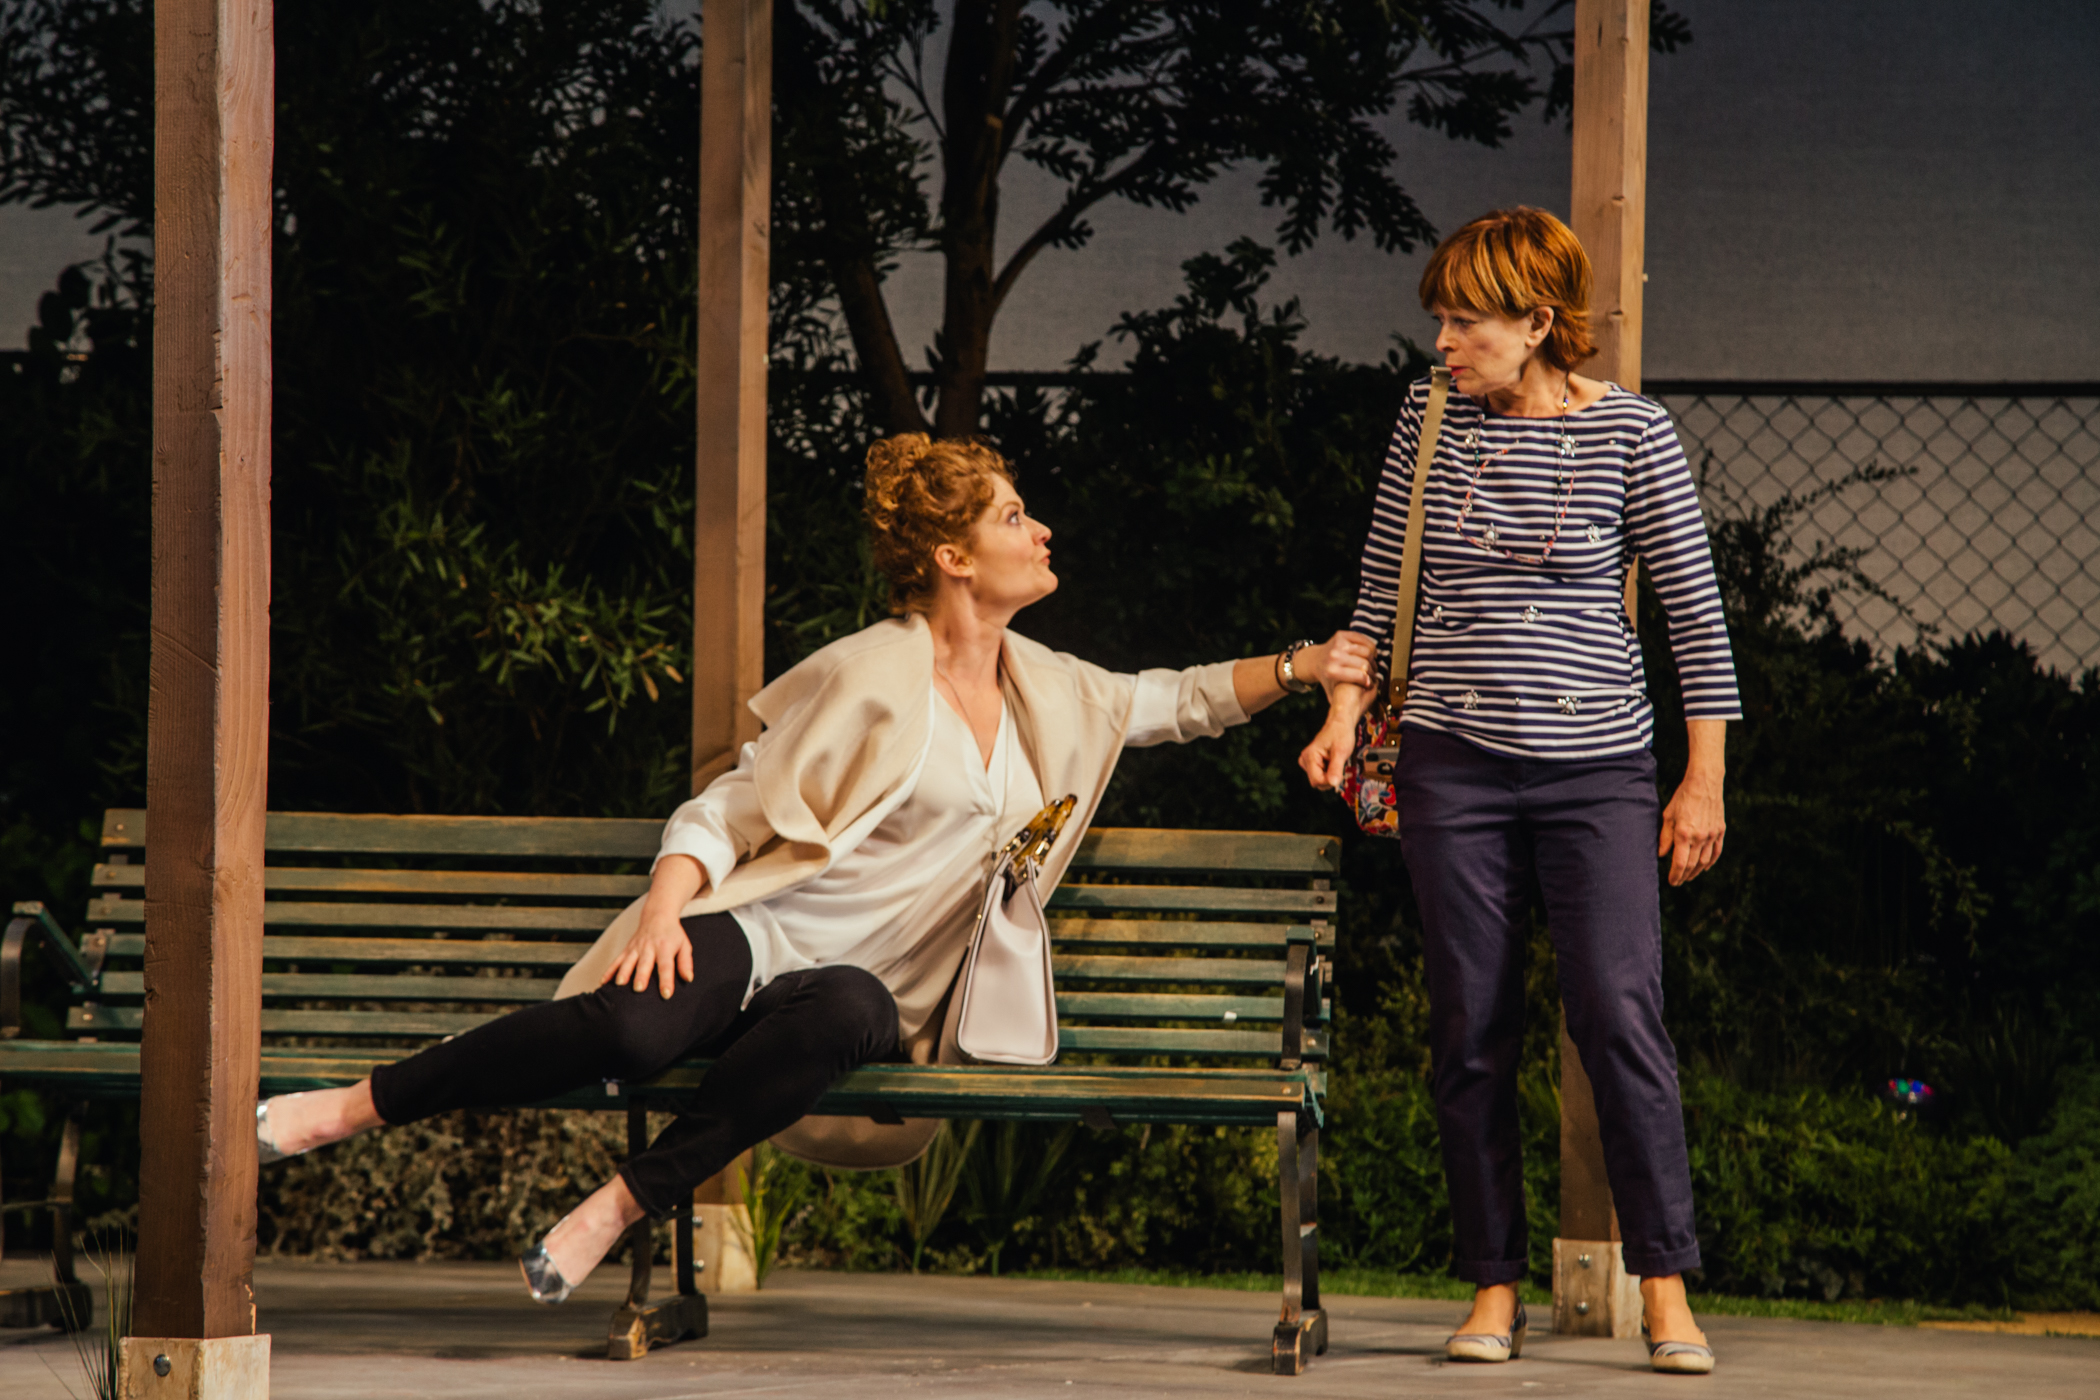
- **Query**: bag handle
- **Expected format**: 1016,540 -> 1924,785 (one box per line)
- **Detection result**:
1385,367 -> 1453,712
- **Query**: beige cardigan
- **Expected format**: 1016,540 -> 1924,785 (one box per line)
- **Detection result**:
554,613 -> 1246,1167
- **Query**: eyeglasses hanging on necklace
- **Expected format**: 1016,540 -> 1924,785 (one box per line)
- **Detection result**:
1453,376 -> 1579,567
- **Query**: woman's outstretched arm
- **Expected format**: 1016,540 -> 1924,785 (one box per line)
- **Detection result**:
1231,631 -> 1377,716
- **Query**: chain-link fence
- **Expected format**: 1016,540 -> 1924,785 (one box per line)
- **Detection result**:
1648,382 -> 2100,676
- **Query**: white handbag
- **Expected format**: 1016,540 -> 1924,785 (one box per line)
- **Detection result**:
951,795 -> 1077,1066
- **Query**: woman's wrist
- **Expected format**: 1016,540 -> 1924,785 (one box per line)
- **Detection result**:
1327,681 -> 1373,727
642,854 -> 706,918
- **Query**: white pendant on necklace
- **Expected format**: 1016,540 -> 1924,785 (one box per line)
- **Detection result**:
1483,524 -> 1499,548
1587,523 -> 1602,544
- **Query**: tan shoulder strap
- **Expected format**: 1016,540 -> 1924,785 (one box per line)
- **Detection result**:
1386,367 -> 1451,711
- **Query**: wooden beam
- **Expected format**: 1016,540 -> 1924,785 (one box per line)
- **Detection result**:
136,0 -> 273,1344
1571,0 -> 1648,393
691,0 -> 773,791
688,0 -> 773,1282
1560,0 -> 1649,1343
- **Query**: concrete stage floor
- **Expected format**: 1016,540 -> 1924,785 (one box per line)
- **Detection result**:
3,1258 -> 2093,1398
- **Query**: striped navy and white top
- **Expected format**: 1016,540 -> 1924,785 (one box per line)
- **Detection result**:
1347,377 -> 1742,759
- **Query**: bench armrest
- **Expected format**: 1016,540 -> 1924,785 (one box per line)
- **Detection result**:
1280,935 -> 1325,1070
3,902 -> 103,1038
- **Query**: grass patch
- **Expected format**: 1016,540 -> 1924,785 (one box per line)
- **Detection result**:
1013,1265 -> 2015,1327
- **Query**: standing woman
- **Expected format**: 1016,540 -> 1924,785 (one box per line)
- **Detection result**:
1300,207 -> 1737,1375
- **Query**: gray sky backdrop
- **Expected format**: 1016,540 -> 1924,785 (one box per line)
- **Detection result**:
3,0 -> 2096,378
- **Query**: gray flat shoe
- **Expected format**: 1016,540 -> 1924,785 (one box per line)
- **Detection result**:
519,1245 -> 573,1305
1648,1339 -> 1716,1374
1645,1322 -> 1716,1374
1446,1299 -> 1526,1363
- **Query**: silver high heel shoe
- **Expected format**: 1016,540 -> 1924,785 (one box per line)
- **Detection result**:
519,1244 -> 574,1305
1446,1299 -> 1526,1363
256,1099 -> 299,1165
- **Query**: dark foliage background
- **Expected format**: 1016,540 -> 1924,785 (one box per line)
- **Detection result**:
4,0 -> 2095,1307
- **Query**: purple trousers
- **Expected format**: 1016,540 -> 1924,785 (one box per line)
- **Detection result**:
1393,726 -> 1701,1284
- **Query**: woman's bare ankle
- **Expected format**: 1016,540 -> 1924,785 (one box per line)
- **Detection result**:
1639,1274 -> 1706,1344
540,1176 -> 646,1290
1459,1282 -> 1520,1333
266,1082 -> 382,1155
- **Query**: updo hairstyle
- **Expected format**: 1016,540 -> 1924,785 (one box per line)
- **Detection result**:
1418,206 -> 1597,372
863,433 -> 1014,614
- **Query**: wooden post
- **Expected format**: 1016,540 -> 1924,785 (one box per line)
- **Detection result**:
688,0 -> 772,1281
1558,0 -> 1649,1343
691,0 -> 773,791
131,0 -> 275,1386
692,1149 -> 760,1293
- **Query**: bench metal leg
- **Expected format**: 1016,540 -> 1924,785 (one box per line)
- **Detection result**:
0,1102 -> 93,1331
1271,1108 -> 1326,1375
607,1102 -> 706,1361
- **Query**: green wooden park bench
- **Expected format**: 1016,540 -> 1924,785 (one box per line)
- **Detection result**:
1,808 -> 1340,1372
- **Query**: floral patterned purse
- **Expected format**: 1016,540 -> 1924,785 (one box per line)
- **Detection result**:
1337,367 -> 1452,837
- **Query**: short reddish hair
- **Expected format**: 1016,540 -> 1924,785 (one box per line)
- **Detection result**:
1419,207 -> 1596,372
863,434 -> 1013,613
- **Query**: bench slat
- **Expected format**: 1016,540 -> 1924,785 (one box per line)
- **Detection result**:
82,985 -> 1297,1022
1055,992 -> 1284,1023
1047,885 -> 1336,917
1059,1025 -> 1326,1058
90,889 -> 1333,930
1068,828 -> 1339,875
97,972 -> 556,1003
87,898 -> 612,933
92,864 -> 651,900
1051,955 -> 1286,986
102,810 -> 1336,875
103,809 -> 663,859
72,1007 -> 503,1036
104,933 -> 593,967
1049,919 -> 1333,950
71,1009 -> 1329,1054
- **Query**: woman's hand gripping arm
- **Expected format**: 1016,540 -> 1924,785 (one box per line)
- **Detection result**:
1231,631 -> 1377,716
607,853 -> 711,998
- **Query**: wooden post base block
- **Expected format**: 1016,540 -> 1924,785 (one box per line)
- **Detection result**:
119,1335 -> 270,1400
0,1281 -> 93,1331
1552,1238 -> 1642,1339
1270,1309 -> 1327,1375
606,1293 -> 706,1362
693,1201 -> 758,1294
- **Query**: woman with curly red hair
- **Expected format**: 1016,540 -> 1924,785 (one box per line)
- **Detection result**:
253,431 -> 1373,1306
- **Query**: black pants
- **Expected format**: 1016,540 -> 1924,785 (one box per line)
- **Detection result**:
368,913 -> 900,1217
1393,727 -> 1701,1284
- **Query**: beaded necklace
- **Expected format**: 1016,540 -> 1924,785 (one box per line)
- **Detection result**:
1453,377 -> 1578,566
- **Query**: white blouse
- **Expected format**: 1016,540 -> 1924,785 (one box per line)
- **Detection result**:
655,669 -> 1203,1021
